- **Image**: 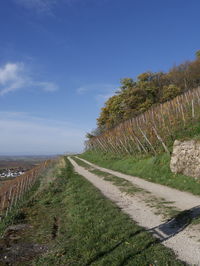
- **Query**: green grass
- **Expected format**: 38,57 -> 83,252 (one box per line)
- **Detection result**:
92,168 -> 143,194
7,157 -> 184,265
72,156 -> 93,170
79,151 -> 200,196
73,156 -> 180,219
144,196 -> 180,219
72,156 -> 142,195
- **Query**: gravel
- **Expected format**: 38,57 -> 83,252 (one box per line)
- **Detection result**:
69,157 -> 200,265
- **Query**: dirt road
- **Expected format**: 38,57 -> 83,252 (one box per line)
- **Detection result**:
69,157 -> 200,265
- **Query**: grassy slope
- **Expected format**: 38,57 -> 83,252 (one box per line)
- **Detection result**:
80,151 -> 200,196
8,158 -> 183,265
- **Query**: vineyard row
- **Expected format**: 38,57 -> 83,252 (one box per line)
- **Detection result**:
0,160 -> 53,222
86,87 -> 200,155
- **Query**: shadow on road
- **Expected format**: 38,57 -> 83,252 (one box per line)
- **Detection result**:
149,205 -> 200,241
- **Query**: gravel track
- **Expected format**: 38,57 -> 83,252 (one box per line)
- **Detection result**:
76,156 -> 200,211
69,157 -> 200,265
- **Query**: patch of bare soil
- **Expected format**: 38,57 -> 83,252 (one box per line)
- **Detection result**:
0,224 -> 48,265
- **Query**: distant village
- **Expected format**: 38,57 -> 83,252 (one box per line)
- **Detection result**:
0,167 -> 28,180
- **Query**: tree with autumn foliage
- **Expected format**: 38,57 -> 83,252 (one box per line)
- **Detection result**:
87,51 -> 200,137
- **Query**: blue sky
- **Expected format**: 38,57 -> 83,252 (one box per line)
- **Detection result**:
0,0 -> 200,155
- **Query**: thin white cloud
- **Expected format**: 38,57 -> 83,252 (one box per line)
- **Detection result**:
0,112 -> 84,154
95,92 -> 115,102
95,92 -> 116,107
77,86 -> 88,94
35,82 -> 58,92
0,63 -> 26,96
14,0 -> 107,15
76,83 -> 117,106
14,0 -> 58,15
76,83 -> 115,95
0,62 -> 58,96
14,0 -> 80,15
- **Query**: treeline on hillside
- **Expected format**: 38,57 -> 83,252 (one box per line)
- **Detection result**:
87,51 -> 200,138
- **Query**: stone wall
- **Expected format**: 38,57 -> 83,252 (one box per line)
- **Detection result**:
170,140 -> 200,178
